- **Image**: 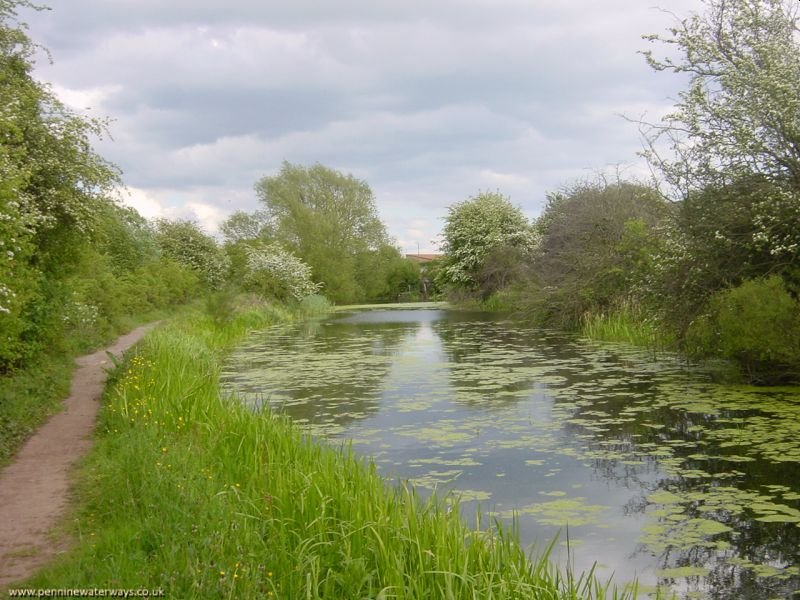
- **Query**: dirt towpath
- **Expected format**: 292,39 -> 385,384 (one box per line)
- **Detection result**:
0,323 -> 159,587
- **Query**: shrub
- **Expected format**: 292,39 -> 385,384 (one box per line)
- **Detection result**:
686,276 -> 800,383
438,191 -> 535,295
155,219 -> 229,288
296,294 -> 334,317
648,178 -> 800,336
204,287 -> 238,327
526,180 -> 669,327
244,243 -> 322,302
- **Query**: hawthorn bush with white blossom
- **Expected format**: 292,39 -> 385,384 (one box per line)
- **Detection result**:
244,243 -> 322,302
437,191 -> 535,295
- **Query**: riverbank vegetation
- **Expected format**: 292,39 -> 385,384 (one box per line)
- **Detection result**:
436,0 -> 800,384
20,303 -> 635,599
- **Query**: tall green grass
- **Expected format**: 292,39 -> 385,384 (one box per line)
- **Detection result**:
580,302 -> 670,350
20,303 -> 637,599
296,293 -> 335,317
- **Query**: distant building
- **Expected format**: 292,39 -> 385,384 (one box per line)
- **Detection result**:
405,253 -> 443,264
404,254 -> 443,300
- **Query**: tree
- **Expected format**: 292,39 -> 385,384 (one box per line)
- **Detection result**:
219,209 -> 275,283
354,244 -> 421,302
638,0 -> 800,370
243,243 -> 321,302
255,162 -> 390,303
93,203 -> 159,274
645,176 -> 800,334
1,0 -> 120,368
438,191 -> 534,296
154,219 -> 228,288
528,181 -> 669,325
219,209 -> 273,244
385,257 -> 422,301
640,0 -> 800,195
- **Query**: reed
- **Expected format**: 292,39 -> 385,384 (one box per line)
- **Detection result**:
580,302 -> 669,350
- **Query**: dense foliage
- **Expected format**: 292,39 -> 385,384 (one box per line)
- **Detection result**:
638,0 -> 800,381
527,181 -> 669,326
1,0 -> 120,368
154,219 -> 228,288
686,276 -> 800,382
0,0 -> 202,372
437,191 -> 535,299
257,162 -> 380,303
0,1 -> 202,462
244,242 -> 321,302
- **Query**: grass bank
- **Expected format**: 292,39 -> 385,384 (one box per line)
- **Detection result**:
18,301 -> 635,599
445,290 -> 516,313
0,305 -> 181,467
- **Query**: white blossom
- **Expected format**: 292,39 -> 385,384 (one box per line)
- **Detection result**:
244,243 -> 322,301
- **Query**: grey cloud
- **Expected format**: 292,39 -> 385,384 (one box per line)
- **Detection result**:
24,0 -> 703,250
104,86 -> 349,147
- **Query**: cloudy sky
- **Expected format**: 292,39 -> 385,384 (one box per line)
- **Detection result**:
24,0 -> 700,253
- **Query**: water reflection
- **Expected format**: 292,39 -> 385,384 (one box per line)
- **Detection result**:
221,309 -> 800,599
221,316 -> 416,430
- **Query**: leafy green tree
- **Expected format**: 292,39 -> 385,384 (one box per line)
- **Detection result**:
354,244 -> 421,302
646,177 -> 800,334
527,181 -> 669,325
639,0 -> 800,379
255,162 -> 390,303
93,203 -> 159,274
0,0 -> 120,368
154,219 -> 228,288
219,210 -> 275,283
641,0 -> 800,194
219,209 -> 273,244
438,191 -> 534,296
384,256 -> 423,301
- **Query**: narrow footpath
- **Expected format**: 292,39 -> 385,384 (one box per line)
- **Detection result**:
0,323 -> 159,587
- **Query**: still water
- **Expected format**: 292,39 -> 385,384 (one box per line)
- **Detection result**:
221,308 -> 800,599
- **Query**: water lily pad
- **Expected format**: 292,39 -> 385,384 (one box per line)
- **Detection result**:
755,514 -> 800,523
657,566 -> 709,578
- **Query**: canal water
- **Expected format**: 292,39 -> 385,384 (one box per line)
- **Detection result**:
220,308 -> 800,599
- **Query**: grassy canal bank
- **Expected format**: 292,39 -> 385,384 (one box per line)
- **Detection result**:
15,301 -> 637,599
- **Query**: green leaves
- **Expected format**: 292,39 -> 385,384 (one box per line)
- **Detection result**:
686,275 -> 800,382
526,181 -> 669,327
438,191 -> 534,294
155,219 -> 229,289
641,0 -> 800,193
0,0 -> 121,369
255,162 -> 391,304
